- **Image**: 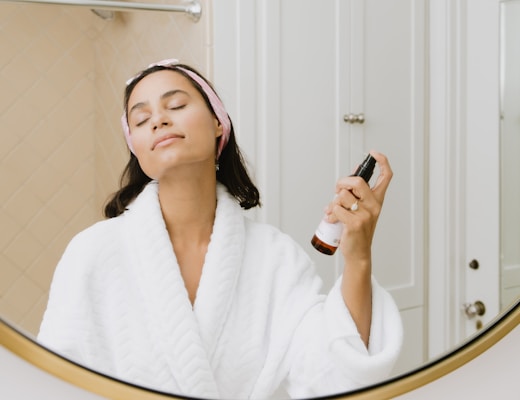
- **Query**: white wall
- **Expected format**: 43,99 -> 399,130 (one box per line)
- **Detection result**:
0,345 -> 104,400
397,322 -> 520,400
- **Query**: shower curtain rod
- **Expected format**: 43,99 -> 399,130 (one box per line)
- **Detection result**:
0,0 -> 202,21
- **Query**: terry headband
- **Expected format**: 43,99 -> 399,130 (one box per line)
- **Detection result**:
121,58 -> 231,158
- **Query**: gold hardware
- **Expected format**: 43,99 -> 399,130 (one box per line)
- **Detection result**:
462,300 -> 486,319
343,113 -> 365,124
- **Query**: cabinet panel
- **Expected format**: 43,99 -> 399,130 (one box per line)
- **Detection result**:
275,0 -> 426,310
361,0 -> 426,309
279,0 -> 345,288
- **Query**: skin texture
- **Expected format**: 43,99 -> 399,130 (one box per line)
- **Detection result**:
127,69 -> 393,347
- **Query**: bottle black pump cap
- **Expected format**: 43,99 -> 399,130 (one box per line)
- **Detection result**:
353,154 -> 376,183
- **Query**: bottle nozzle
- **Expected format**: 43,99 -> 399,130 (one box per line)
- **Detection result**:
353,154 -> 376,183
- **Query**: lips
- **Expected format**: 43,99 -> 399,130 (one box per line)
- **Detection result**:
151,133 -> 185,150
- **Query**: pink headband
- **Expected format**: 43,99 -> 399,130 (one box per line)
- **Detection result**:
121,58 -> 231,158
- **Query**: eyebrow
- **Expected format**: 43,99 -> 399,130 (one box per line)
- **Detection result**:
128,89 -> 189,115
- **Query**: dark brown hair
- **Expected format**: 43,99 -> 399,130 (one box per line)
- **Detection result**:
103,64 -> 260,218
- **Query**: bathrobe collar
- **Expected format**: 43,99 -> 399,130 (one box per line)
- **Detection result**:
123,181 -> 245,398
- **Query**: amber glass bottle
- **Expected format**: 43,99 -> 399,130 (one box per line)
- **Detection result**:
311,154 -> 376,255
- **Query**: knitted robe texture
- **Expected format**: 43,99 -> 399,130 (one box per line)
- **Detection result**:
38,182 -> 402,399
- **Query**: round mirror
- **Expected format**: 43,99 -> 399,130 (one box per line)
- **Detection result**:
0,0 -> 519,398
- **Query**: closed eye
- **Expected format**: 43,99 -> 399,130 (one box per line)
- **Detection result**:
168,104 -> 186,111
135,118 -> 149,127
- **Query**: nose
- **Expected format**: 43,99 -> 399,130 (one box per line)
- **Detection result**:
151,110 -> 171,132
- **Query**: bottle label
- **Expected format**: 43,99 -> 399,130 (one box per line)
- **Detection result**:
314,218 -> 343,247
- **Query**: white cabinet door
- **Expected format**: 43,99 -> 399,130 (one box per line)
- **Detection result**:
428,0 -> 501,357
463,0 -> 500,339
214,0 -> 427,375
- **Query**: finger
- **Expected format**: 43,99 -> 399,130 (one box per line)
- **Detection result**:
335,153 -> 380,197
335,175 -> 373,201
367,150 -> 393,203
335,188 -> 360,210
324,189 -> 359,222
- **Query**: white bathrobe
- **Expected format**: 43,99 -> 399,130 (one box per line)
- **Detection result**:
38,182 -> 402,399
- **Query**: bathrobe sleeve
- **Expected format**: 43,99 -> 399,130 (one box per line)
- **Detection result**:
249,226 -> 403,399
38,237 -> 88,361
284,276 -> 403,398
37,221 -> 114,369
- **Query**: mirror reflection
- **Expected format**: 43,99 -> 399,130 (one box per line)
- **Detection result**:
500,0 -> 520,310
1,3 -> 404,399
1,0 -> 519,398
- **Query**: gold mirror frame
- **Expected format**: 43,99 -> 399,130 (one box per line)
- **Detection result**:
1,298 -> 518,399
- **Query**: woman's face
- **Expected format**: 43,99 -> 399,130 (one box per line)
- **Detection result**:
126,70 -> 222,180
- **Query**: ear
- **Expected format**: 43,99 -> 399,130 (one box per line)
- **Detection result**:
214,117 -> 223,138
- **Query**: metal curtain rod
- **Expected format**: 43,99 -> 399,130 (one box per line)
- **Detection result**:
0,0 -> 202,21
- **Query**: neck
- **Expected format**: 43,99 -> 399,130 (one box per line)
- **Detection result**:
158,173 -> 218,245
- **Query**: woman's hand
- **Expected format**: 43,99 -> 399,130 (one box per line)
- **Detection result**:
325,150 -> 393,347
325,150 -> 393,266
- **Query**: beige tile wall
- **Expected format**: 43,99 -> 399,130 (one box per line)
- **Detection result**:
0,1 -> 211,336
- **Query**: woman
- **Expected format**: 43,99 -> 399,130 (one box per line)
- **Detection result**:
38,59 -> 402,399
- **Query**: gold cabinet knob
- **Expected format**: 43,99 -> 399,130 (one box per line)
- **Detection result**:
343,113 -> 365,124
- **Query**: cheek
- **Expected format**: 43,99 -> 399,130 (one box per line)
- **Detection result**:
128,132 -> 157,176
128,125 -> 156,158
186,109 -> 215,132
181,111 -> 220,153
129,131 -> 147,153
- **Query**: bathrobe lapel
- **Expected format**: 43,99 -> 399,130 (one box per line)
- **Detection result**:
123,182 -> 243,398
193,184 -> 245,360
125,182 -> 218,398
